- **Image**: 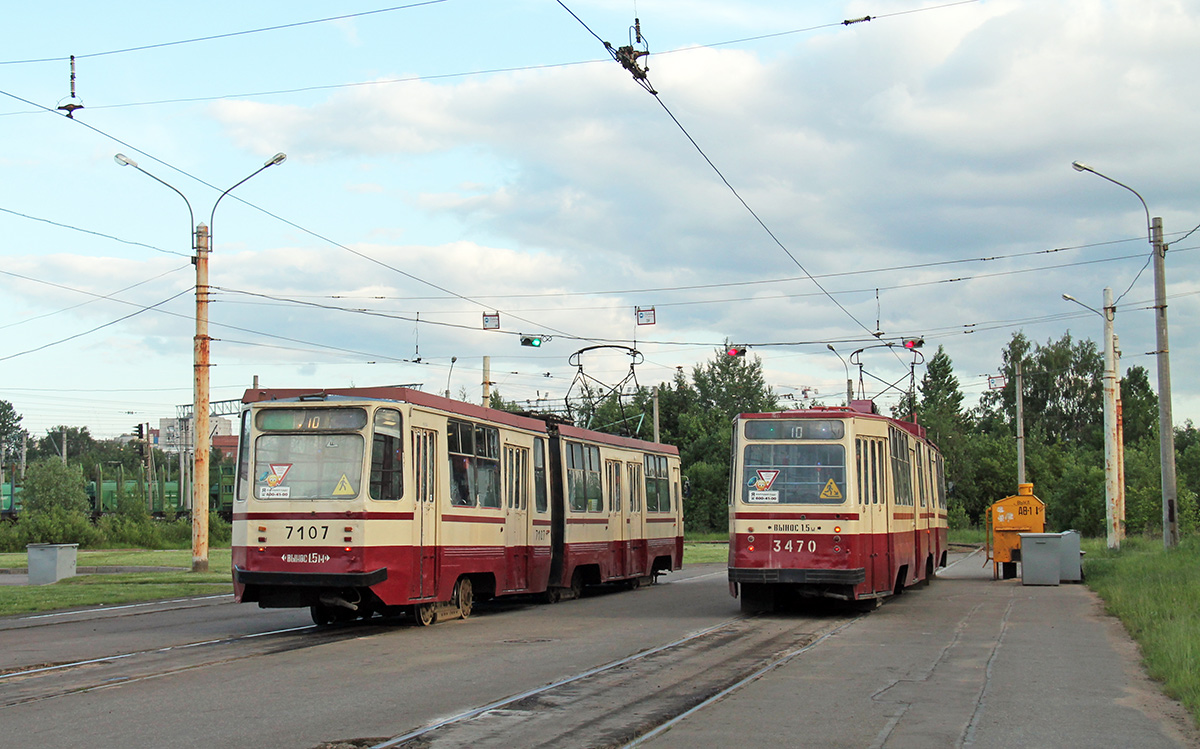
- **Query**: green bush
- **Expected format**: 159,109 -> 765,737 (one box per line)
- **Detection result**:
12,508 -> 103,547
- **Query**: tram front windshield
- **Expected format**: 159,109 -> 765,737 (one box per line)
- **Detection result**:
741,419 -> 847,505
253,407 -> 367,500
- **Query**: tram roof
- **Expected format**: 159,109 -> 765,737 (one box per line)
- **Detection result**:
242,386 -> 549,434
737,402 -> 929,442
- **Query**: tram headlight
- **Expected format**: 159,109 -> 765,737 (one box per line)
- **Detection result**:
834,526 -> 842,534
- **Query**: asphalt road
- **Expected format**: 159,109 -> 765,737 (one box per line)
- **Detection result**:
0,565 -> 744,748
1,557 -> 1195,748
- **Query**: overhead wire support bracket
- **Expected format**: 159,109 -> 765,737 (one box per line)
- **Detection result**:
603,17 -> 656,95
843,15 -> 873,26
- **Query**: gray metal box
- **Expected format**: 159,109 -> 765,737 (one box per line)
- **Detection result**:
1019,533 -> 1061,586
1059,530 -> 1082,582
27,543 -> 78,585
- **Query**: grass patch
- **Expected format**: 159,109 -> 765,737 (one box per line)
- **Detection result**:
1084,534 -> 1200,728
949,527 -> 987,546
683,542 -> 728,565
0,547 -> 232,570
0,571 -> 232,617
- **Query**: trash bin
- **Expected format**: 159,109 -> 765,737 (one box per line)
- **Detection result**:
1019,533 -> 1061,586
1059,530 -> 1083,583
26,543 -> 79,585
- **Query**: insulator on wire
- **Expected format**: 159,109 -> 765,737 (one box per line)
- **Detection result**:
57,55 -> 85,118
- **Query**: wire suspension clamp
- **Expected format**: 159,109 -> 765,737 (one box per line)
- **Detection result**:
604,17 -> 656,94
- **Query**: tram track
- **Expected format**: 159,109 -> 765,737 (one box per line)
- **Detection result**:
0,620 -> 353,707
352,610 -> 861,749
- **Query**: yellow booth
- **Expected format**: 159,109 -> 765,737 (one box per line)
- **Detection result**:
986,483 -> 1045,580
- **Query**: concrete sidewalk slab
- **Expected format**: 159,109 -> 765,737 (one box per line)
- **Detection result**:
643,550 -> 1198,748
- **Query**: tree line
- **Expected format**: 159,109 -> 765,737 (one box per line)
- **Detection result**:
5,329 -> 1197,543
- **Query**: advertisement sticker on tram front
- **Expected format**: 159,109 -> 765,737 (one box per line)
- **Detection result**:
747,469 -> 780,503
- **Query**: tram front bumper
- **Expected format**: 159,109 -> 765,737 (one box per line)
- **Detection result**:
728,567 -> 866,585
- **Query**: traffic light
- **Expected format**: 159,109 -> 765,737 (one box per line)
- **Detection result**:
134,423 -> 144,440
725,346 -> 747,357
520,335 -> 544,347
903,338 -> 924,350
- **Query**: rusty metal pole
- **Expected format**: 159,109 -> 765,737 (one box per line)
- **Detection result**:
193,223 -> 211,573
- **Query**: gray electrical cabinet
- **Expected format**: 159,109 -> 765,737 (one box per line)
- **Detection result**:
1059,530 -> 1083,582
1019,533 -> 1062,586
26,543 -> 79,585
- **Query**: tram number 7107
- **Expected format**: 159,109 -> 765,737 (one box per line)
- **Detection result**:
772,538 -> 817,553
285,525 -> 330,540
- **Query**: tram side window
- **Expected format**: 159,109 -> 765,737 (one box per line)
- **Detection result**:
446,419 -> 500,508
534,438 -> 548,513
856,439 -> 864,505
236,410 -> 251,502
916,444 -> 927,508
645,454 -> 671,512
889,429 -> 914,507
606,460 -> 622,512
370,409 -> 403,500
628,462 -> 643,512
870,440 -> 880,504
566,441 -> 602,512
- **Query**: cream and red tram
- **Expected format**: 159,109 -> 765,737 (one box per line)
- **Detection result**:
728,402 -> 948,611
232,387 -> 683,625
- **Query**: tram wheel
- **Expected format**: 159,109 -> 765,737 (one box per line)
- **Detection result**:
415,602 -> 438,627
454,577 -> 474,620
569,569 -> 585,600
310,604 -> 335,626
739,583 -> 775,614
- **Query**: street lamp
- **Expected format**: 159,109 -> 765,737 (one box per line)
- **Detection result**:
117,151 -> 286,571
827,344 -> 854,406
1062,290 -> 1121,549
1072,161 -> 1178,548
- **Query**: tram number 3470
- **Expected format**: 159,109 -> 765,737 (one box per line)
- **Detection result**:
772,538 -> 817,553
285,525 -> 330,540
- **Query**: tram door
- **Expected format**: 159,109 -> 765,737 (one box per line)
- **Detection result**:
868,439 -> 891,593
625,462 -> 646,577
411,428 -> 439,600
607,460 -> 626,578
503,445 -> 530,591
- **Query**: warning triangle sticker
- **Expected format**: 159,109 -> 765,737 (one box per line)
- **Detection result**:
819,479 -> 842,500
332,474 -> 356,497
754,469 -> 780,491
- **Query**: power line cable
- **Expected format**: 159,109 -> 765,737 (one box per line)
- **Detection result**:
556,2 -> 880,341
0,206 -> 182,256
0,1 -> 450,65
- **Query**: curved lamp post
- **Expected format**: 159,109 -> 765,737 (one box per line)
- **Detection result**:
117,152 -> 286,571
1072,161 -> 1177,548
827,344 -> 853,406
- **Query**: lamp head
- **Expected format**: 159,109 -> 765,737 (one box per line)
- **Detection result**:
1062,293 -> 1076,302
826,343 -> 835,352
114,153 -> 137,168
266,153 -> 287,166
1071,161 -> 1091,173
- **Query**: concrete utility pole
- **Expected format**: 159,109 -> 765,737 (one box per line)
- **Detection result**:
1015,359 -> 1026,486
482,356 -> 492,406
1151,217 -> 1179,547
1102,288 -> 1119,550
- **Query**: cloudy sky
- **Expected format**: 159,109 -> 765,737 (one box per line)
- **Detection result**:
1,0 -> 1197,441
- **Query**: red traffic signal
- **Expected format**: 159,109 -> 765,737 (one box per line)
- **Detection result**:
903,338 -> 924,350
726,346 -> 747,357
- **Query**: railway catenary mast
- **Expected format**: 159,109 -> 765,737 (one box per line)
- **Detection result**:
728,400 -> 948,612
